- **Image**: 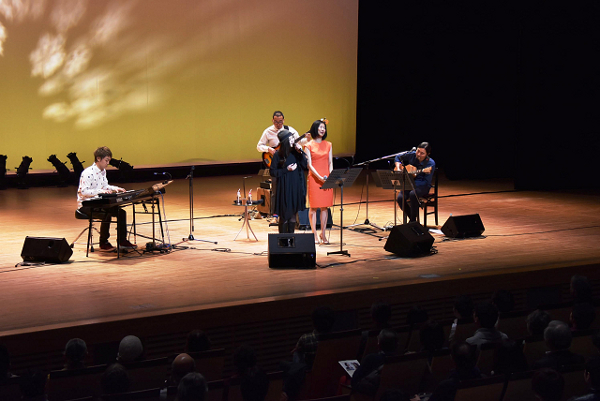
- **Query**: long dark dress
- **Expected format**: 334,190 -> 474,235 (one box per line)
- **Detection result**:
270,150 -> 307,222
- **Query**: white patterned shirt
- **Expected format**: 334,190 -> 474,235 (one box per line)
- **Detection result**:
77,163 -> 122,208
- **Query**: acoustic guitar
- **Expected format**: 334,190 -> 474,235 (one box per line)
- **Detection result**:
262,132 -> 308,168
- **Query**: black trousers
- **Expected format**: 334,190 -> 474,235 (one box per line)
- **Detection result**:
278,215 -> 297,233
79,206 -> 127,244
396,186 -> 430,222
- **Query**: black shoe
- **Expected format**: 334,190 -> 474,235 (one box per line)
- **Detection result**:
99,242 -> 115,251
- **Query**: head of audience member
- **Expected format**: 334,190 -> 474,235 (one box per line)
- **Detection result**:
492,290 -> 515,314
378,388 -> 411,401
377,329 -> 399,355
531,368 -> 564,401
584,355 -> 600,390
0,344 -> 11,380
171,353 -> 196,386
234,345 -> 257,376
473,301 -> 499,329
176,372 -> 207,401
592,330 -> 600,353
527,309 -> 552,340
102,363 -> 130,395
493,339 -> 528,375
544,320 -> 572,352
307,120 -> 328,140
419,320 -> 446,352
571,302 -> 596,331
117,335 -> 144,363
406,305 -> 429,327
240,365 -> 269,401
370,301 -> 392,330
571,275 -> 593,304
453,295 -> 474,320
19,370 -> 47,400
64,338 -> 87,370
451,342 -> 479,378
312,306 -> 335,334
185,330 -> 212,353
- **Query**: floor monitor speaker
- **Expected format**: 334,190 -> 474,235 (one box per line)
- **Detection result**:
21,236 -> 73,263
441,214 -> 485,238
268,233 -> 316,268
384,222 -> 434,256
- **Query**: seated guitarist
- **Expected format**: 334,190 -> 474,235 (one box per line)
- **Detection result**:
394,142 -> 435,223
257,111 -> 310,168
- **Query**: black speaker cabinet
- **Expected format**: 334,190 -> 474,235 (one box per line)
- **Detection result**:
268,233 -> 316,268
441,214 -> 485,238
21,236 -> 73,263
297,209 -> 333,230
384,222 -> 434,256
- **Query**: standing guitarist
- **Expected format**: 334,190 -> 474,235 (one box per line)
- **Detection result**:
257,111 -> 310,168
394,142 -> 435,223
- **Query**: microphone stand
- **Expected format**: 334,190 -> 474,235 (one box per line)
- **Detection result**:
181,166 -> 217,245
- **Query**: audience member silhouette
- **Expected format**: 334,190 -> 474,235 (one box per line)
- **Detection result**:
532,368 -> 564,401
170,353 -> 197,386
466,301 -> 508,348
19,370 -> 48,401
117,335 -> 144,363
292,306 -> 335,368
176,372 -> 207,401
420,320 -> 446,353
570,355 -> 600,401
492,289 -> 515,314
427,342 -> 481,401
571,302 -> 597,331
0,344 -> 15,383
448,295 -> 474,344
101,363 -> 130,395
532,320 -> 585,370
527,309 -> 552,340
351,329 -> 399,395
572,275 -> 594,304
185,330 -> 212,353
240,365 -> 270,401
234,345 -> 258,377
63,338 -> 87,370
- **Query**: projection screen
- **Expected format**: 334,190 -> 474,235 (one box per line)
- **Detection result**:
0,0 -> 358,172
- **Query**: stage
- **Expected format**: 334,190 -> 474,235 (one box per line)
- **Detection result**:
1,172 -> 600,370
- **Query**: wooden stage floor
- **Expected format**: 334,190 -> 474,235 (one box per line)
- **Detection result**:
1,173 -> 600,338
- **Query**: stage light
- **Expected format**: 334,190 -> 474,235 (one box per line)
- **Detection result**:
66,152 -> 85,183
109,157 -> 134,181
16,156 -> 33,189
47,154 -> 71,187
0,155 -> 7,190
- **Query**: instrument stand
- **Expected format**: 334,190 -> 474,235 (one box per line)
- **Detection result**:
322,168 -> 362,257
375,170 -> 417,240
346,161 -> 384,232
181,166 -> 218,245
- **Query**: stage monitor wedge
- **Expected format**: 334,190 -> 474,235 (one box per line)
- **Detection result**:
384,222 -> 434,256
21,236 -> 73,263
268,233 -> 316,269
441,214 -> 485,238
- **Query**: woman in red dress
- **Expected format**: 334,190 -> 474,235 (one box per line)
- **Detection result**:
305,119 -> 333,244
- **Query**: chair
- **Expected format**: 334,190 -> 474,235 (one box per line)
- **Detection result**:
496,309 -> 530,341
122,357 -> 170,391
453,375 -> 505,401
476,342 -> 499,376
71,209 -> 102,256
0,375 -> 22,401
418,168 -> 438,227
98,387 -> 161,401
47,364 -> 107,401
225,370 -> 284,401
301,329 -> 362,399
569,329 -> 597,357
522,337 -> 548,368
451,318 -> 479,345
374,352 -> 430,399
425,348 -> 453,392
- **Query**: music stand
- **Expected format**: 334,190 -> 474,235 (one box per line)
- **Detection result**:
346,162 -> 384,232
321,168 -> 362,257
375,170 -> 418,226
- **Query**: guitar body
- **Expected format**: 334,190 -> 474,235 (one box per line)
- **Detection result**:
261,131 -> 307,168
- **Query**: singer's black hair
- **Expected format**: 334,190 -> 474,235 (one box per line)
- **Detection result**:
307,120 -> 328,140
418,142 -> 431,155
273,111 -> 284,119
277,136 -> 293,167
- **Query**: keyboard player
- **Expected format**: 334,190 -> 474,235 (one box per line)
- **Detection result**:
76,146 -> 137,251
